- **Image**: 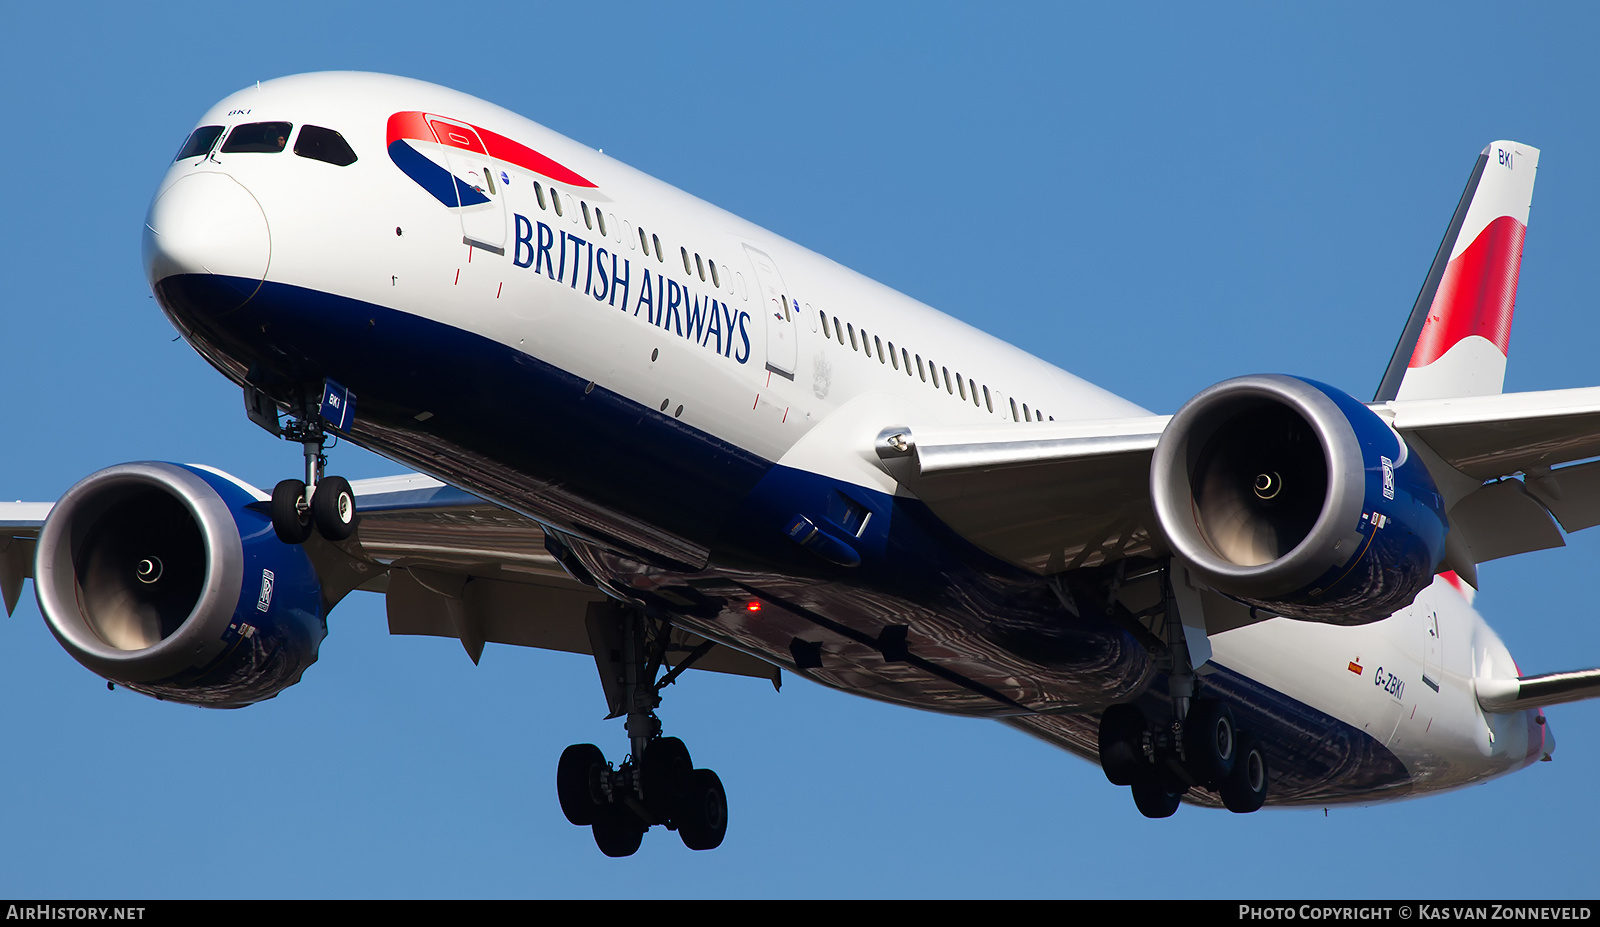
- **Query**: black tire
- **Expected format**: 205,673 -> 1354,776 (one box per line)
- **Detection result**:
271,479 -> 312,544
1097,703 -> 1147,786
311,475 -> 359,540
1130,772 -> 1184,819
557,743 -> 607,826
1182,698 -> 1237,786
677,768 -> 728,851
592,807 -> 646,857
641,736 -> 694,822
1220,732 -> 1269,813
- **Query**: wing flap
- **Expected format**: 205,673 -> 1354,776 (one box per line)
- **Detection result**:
0,502 -> 53,616
384,565 -> 779,680
1525,459 -> 1600,532
1449,479 -> 1565,563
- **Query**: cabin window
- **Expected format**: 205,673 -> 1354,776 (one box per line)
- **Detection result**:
983,385 -> 993,412
581,201 -> 593,229
695,253 -> 706,281
874,336 -> 885,364
709,260 -> 720,288
956,374 -> 967,401
221,122 -> 293,153
902,348 -> 912,374
652,234 -> 663,262
859,327 -> 869,354
682,247 -> 693,275
596,210 -> 608,237
638,227 -> 649,252
888,342 -> 899,370
916,354 -> 926,381
551,188 -> 564,216
1023,403 -> 1031,421
1010,398 -> 1020,421
833,316 -> 844,345
928,361 -> 939,389
174,125 -> 224,161
820,312 -> 831,339
534,182 -> 547,210
847,323 -> 858,351
482,167 -> 496,194
973,383 -> 982,407
943,367 -> 953,394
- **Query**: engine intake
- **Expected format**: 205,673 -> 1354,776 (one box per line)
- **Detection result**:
1150,375 -> 1447,624
35,462 -> 325,707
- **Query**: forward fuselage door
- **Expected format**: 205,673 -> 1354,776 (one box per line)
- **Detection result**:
743,244 -> 797,380
426,114 -> 507,255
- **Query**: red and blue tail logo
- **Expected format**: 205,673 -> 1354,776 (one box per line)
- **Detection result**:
386,111 -> 595,207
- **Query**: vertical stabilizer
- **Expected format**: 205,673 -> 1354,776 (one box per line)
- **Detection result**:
1375,141 -> 1538,402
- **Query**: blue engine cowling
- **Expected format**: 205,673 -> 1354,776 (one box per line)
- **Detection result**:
1149,375 -> 1447,625
34,462 -> 325,708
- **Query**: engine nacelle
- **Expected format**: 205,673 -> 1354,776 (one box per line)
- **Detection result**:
34,462 -> 325,708
1150,375 -> 1447,625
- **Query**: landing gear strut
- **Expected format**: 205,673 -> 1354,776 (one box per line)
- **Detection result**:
1092,561 -> 1269,817
557,601 -> 727,856
265,388 -> 359,545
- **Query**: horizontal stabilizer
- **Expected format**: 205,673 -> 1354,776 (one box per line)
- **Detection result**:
1476,668 -> 1600,712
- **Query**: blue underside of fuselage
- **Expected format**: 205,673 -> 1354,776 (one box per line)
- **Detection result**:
151,272 -> 1413,804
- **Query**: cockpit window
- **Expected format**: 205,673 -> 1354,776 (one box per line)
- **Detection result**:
294,125 -> 358,167
174,126 -> 224,161
220,122 -> 293,154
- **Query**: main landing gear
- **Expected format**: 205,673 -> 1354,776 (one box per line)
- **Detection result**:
557,601 -> 727,856
1088,561 -> 1270,818
268,403 -> 359,545
1097,697 -> 1268,817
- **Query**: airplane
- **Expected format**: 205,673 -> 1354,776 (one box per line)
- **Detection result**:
6,71 -> 1600,858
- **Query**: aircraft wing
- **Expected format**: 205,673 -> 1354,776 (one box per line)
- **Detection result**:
0,475 -> 778,684
1378,386 -> 1600,580
872,416 -> 1169,574
875,386 -> 1600,582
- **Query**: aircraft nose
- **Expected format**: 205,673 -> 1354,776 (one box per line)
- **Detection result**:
142,172 -> 270,303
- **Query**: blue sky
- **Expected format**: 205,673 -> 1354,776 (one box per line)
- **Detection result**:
3,2 -> 1599,898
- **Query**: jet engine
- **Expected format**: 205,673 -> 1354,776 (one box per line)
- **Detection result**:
34,462 -> 325,708
1150,374 -> 1447,625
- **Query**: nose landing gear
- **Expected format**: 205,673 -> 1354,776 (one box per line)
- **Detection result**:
248,380 -> 361,545
557,600 -> 728,856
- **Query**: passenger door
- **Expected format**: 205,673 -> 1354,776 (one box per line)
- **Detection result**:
742,244 -> 797,380
425,114 -> 507,255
